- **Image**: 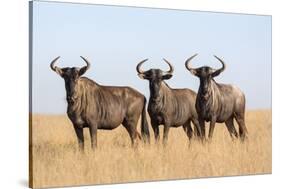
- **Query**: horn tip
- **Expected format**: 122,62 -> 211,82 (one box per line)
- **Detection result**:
80,56 -> 88,60
214,55 -> 221,60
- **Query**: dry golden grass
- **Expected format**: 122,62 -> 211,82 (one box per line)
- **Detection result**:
30,110 -> 271,188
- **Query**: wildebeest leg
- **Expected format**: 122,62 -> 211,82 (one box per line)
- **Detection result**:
183,120 -> 193,141
163,124 -> 170,146
136,131 -> 142,141
89,125 -> 98,150
234,113 -> 248,141
122,118 -> 138,147
191,118 -> 202,140
193,125 -> 200,138
73,126 -> 84,151
198,118 -> 206,140
208,118 -> 216,141
151,120 -> 160,143
225,117 -> 238,140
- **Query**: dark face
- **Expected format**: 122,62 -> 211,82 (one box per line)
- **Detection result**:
53,66 -> 88,104
138,69 -> 172,99
185,54 -> 226,98
192,66 -> 215,95
136,58 -> 174,99
60,67 -> 82,104
50,56 -> 90,104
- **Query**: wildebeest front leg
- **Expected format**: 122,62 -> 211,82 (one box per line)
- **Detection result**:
73,126 -> 84,151
208,118 -> 216,140
163,124 -> 170,146
151,120 -> 160,143
89,125 -> 98,150
198,118 -> 206,140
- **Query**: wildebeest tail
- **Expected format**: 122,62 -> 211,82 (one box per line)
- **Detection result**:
141,97 -> 150,143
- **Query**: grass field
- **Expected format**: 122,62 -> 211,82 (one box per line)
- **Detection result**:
30,110 -> 271,188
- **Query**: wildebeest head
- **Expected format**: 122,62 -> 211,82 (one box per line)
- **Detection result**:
136,59 -> 174,99
185,54 -> 226,96
50,56 -> 90,104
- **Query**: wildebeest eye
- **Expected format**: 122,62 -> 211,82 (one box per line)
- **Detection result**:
144,74 -> 153,80
60,71 -> 68,78
138,72 -> 152,80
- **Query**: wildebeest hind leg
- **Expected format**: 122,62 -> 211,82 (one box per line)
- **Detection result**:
225,117 -> 238,140
234,113 -> 248,141
183,120 -> 193,141
122,119 -> 138,147
136,131 -> 142,140
191,118 -> 202,140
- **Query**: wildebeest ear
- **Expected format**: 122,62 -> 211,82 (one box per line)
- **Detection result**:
211,70 -> 221,77
138,73 -> 146,79
211,67 -> 224,77
162,74 -> 173,80
78,66 -> 88,76
54,67 -> 63,77
189,69 -> 198,76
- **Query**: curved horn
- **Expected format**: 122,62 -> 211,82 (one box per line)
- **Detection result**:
213,55 -> 225,73
163,58 -> 174,74
136,59 -> 148,74
185,53 -> 198,71
80,56 -> 91,70
50,56 -> 61,71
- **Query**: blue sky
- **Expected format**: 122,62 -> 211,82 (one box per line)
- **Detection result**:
31,1 -> 271,114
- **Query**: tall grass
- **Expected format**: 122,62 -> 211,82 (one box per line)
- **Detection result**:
30,110 -> 271,188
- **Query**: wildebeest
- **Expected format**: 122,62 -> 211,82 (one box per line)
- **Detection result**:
185,54 -> 248,141
136,59 -> 202,145
50,56 -> 150,150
